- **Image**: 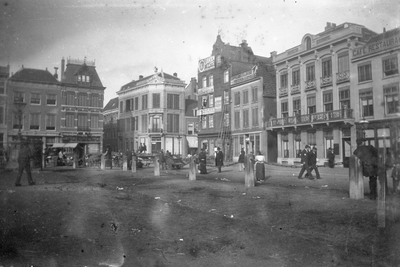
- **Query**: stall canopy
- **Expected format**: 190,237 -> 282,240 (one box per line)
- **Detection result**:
186,136 -> 198,148
63,143 -> 78,148
51,143 -> 79,148
51,143 -> 65,148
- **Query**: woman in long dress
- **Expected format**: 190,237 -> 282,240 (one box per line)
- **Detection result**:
254,151 -> 265,181
198,149 -> 207,174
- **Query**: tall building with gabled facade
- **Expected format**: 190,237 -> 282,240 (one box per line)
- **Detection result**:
117,70 -> 186,155
103,97 -> 119,152
197,35 -> 273,160
268,22 -> 377,167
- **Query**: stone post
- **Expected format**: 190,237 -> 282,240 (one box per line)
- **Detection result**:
73,158 -> 77,169
154,155 -> 160,176
131,156 -> 137,173
122,155 -> 128,171
245,155 -> 255,188
349,155 -> 364,199
101,155 -> 105,170
189,156 -> 197,181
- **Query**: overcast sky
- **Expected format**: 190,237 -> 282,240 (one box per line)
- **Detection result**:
0,0 -> 398,105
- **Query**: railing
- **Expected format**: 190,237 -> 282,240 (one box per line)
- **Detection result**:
320,76 -> 332,87
291,84 -> 300,94
305,80 -> 316,91
336,71 -> 350,83
279,87 -> 288,96
267,108 -> 353,128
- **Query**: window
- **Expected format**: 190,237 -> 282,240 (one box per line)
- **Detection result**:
77,114 -> 88,130
322,58 -> 332,78
187,122 -> 194,135
66,114 -> 74,127
282,134 -> 289,158
360,90 -> 374,117
13,112 -> 22,129
167,114 -> 179,132
0,84 -> 4,94
78,94 -> 87,106
14,92 -> 25,103
30,113 -> 40,130
243,109 -> 249,128
293,99 -> 301,115
120,101 -> 123,113
307,95 -> 316,114
167,94 -> 179,109
151,116 -> 161,131
125,99 -> 131,111
91,115 -> 99,128
208,114 -> 214,128
339,88 -> 350,109
78,74 -> 90,84
91,94 -> 100,107
224,91 -> 229,104
243,90 -> 249,104
135,116 -> 138,131
153,93 -> 160,108
135,97 -> 139,110
293,132 -> 301,157
0,106 -> 4,124
292,68 -> 300,86
141,114 -> 148,132
66,92 -> 75,105
209,94 -> 214,108
224,112 -> 229,127
209,75 -> 213,86
252,107 -> 258,127
280,73 -> 288,88
306,64 -> 315,81
281,102 -> 288,118
201,115 -> 207,129
47,94 -> 56,105
202,95 -> 208,108
383,56 -> 398,76
234,111 -> 240,129
384,85 -> 399,115
251,86 -> 258,102
338,52 -> 349,73
305,37 -> 311,50
202,76 -> 207,88
234,92 -> 240,106
307,131 -> 316,146
46,114 -> 56,130
131,117 -> 135,131
31,93 -> 41,105
142,95 -> 148,110
358,63 -> 372,82
323,91 -> 333,112
224,70 -> 229,83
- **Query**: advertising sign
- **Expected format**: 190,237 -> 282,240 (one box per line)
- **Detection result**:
353,33 -> 400,58
198,56 -> 215,73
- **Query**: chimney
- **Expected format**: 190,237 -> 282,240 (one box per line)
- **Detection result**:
61,58 -> 65,81
173,72 -> 177,77
139,75 -> 143,79
325,22 -> 332,31
383,27 -> 386,33
332,23 -> 336,28
54,67 -> 58,79
240,40 -> 248,48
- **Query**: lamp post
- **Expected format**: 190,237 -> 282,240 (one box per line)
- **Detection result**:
359,117 -> 369,139
14,96 -> 26,141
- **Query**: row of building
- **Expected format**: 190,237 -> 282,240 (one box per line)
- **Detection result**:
1,21 -> 399,167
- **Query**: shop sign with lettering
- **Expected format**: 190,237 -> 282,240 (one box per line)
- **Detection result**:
198,56 -> 215,73
353,33 -> 400,58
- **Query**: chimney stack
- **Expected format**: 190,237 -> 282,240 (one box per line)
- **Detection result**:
325,22 -> 332,31
61,58 -> 65,81
383,27 -> 386,33
173,72 -> 177,77
139,75 -> 143,79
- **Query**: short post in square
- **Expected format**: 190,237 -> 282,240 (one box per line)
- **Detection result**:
122,154 -> 128,171
131,155 -> 137,173
101,154 -> 105,170
189,156 -> 197,181
245,154 -> 255,188
349,155 -> 364,199
154,155 -> 160,176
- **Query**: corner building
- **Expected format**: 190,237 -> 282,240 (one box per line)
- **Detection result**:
269,22 -> 377,166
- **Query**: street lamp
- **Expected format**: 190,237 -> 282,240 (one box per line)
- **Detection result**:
14,96 -> 26,141
359,117 -> 369,139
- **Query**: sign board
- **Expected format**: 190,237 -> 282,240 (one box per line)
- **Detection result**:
231,65 -> 258,85
198,56 -> 215,73
353,33 -> 400,58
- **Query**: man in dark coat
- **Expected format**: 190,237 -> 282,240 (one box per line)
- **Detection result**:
327,147 -> 335,168
215,147 -> 224,173
308,146 -> 321,179
198,149 -> 207,174
297,145 -> 313,179
353,138 -> 378,200
15,140 -> 35,186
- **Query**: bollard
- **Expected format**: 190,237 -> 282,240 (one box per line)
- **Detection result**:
154,155 -> 160,176
101,155 -> 105,170
245,155 -> 255,188
349,155 -> 364,199
131,156 -> 137,173
189,156 -> 197,181
122,155 -> 128,171
73,158 -> 76,169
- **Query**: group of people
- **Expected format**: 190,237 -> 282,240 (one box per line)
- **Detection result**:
195,147 -> 224,174
297,145 -> 323,180
157,149 -> 172,170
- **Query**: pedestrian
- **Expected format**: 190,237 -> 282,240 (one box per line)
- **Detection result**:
238,148 -> 245,172
298,145 -> 313,179
391,151 -> 400,194
159,149 -> 165,170
308,146 -> 321,179
214,147 -> 218,167
104,146 -> 113,169
126,149 -> 132,170
353,138 -> 378,200
15,140 -> 35,186
215,147 -> 224,173
254,151 -> 265,181
198,148 -> 207,174
327,147 -> 335,168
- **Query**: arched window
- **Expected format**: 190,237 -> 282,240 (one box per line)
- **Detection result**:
305,37 -> 311,50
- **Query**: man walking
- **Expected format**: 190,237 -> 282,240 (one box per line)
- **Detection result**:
308,146 -> 321,179
298,145 -> 313,179
215,147 -> 224,173
15,140 -> 35,186
159,149 -> 166,170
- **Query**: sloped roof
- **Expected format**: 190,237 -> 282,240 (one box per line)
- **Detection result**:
185,99 -> 198,116
103,97 -> 119,112
120,72 -> 181,91
10,67 -> 59,84
62,63 -> 104,87
367,27 -> 400,44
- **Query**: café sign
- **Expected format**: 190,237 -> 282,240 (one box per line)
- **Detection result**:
353,33 -> 400,58
231,65 -> 258,85
198,56 -> 215,73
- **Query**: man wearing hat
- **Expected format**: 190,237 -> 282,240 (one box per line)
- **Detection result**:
353,138 -> 378,200
297,145 -> 313,179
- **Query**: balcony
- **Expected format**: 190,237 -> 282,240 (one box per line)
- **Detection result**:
320,76 -> 332,87
336,71 -> 350,84
305,80 -> 316,91
279,87 -> 288,97
291,84 -> 300,95
267,108 -> 354,129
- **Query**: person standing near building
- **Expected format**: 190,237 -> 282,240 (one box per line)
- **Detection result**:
308,146 -> 321,179
104,146 -> 113,169
298,145 -> 313,179
15,140 -> 35,186
254,151 -> 266,181
238,148 -> 245,172
198,149 -> 207,174
327,147 -> 335,168
215,147 -> 224,173
353,138 -> 378,200
159,149 -> 166,170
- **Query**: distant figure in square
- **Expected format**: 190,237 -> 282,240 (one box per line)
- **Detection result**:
238,148 -> 245,172
298,145 -> 313,179
327,147 -> 335,168
254,151 -> 265,181
15,140 -> 35,186
215,147 -> 224,173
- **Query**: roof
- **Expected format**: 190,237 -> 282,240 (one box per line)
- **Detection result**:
185,99 -> 198,116
103,97 -> 119,112
367,27 -> 400,44
120,72 -> 182,91
62,62 -> 104,88
10,67 -> 59,84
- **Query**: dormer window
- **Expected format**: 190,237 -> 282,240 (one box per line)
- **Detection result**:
77,74 -> 90,85
305,37 -> 311,50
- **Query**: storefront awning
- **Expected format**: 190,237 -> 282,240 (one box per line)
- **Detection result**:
63,143 -> 79,148
186,136 -> 198,148
51,143 -> 65,148
50,143 -> 79,148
